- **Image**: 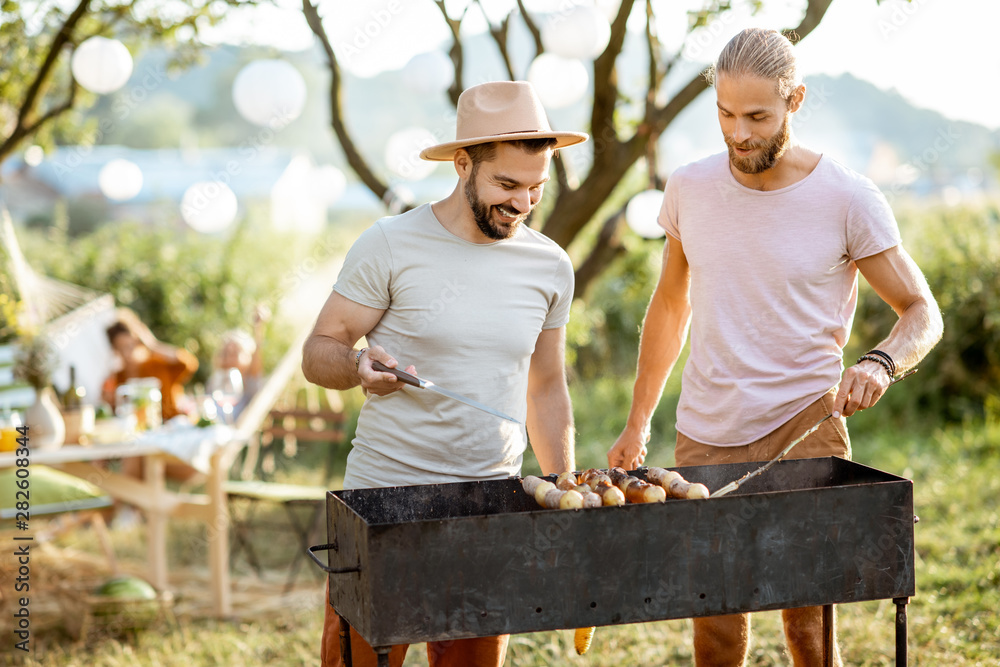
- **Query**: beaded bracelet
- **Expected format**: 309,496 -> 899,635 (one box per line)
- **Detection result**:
354,347 -> 369,371
865,349 -> 896,377
857,353 -> 892,379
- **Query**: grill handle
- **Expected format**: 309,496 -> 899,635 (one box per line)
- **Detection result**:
307,543 -> 362,574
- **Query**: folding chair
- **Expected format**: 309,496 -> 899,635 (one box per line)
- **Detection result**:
224,405 -> 345,591
223,479 -> 327,592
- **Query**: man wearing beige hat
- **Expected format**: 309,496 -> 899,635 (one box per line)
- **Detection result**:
302,80 -> 588,666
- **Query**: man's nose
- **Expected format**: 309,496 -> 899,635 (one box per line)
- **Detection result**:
510,189 -> 531,213
733,120 -> 752,144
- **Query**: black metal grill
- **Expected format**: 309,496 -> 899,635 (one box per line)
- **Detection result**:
310,457 -> 915,665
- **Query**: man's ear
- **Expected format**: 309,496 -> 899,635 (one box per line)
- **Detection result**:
787,83 -> 806,113
454,149 -> 472,179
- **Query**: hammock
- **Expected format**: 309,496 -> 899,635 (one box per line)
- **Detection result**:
1,205 -> 104,330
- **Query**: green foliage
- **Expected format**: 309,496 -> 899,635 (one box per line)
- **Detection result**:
12,332 -> 58,389
0,273 -> 24,343
850,203 -> 1000,423
568,237 -> 664,381
17,218 -> 311,385
0,0 -> 259,164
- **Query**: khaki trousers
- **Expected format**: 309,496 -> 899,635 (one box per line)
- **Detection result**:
675,386 -> 851,466
674,386 -> 850,667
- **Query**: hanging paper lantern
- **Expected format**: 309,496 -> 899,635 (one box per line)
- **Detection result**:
402,50 -> 454,95
312,165 -> 347,206
541,5 -> 611,61
385,127 -> 438,181
527,54 -> 589,109
23,145 -> 44,167
625,189 -> 666,239
98,159 -> 143,201
71,36 -> 134,94
181,181 -> 238,234
232,59 -> 307,128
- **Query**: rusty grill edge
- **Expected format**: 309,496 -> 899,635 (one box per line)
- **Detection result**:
312,456 -> 915,658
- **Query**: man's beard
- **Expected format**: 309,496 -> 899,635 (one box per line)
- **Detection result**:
464,170 -> 524,241
725,115 -> 791,175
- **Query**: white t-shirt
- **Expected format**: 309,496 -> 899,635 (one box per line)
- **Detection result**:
334,203 -> 575,488
660,152 -> 901,446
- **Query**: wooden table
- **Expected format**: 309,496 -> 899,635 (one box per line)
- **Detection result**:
0,426 -> 244,617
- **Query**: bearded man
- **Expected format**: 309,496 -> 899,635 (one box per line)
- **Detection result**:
607,27 -> 942,666
302,80 -> 586,667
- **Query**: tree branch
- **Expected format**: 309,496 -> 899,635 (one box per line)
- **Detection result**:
590,0 -> 635,149
433,0 -> 466,107
515,0 -> 544,57
0,0 -> 92,163
16,0 -> 91,129
644,0 -> 668,108
573,207 -> 628,299
475,1 -> 516,80
301,0 -> 393,206
784,0 -> 836,41
21,81 -> 78,139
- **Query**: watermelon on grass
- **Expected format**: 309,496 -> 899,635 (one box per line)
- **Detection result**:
90,575 -> 160,631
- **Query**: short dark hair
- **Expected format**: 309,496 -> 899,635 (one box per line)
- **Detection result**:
463,138 -> 558,166
106,321 -> 131,346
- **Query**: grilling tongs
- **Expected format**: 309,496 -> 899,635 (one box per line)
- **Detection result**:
710,369 -> 918,498
372,360 -> 522,424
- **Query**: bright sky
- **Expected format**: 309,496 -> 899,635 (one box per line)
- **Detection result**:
203,0 -> 1000,131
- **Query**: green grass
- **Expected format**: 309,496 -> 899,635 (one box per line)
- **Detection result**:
4,409 -> 999,666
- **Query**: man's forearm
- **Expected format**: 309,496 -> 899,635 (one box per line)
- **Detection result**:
301,335 -> 364,390
526,381 -> 574,475
624,293 -> 691,435
870,296 -> 943,373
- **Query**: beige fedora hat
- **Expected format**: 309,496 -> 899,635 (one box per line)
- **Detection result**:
419,81 -> 589,161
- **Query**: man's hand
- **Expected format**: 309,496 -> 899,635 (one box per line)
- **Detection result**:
833,360 -> 891,418
358,346 -> 417,396
607,426 -> 649,470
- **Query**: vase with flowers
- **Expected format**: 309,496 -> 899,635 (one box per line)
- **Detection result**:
13,333 -> 65,450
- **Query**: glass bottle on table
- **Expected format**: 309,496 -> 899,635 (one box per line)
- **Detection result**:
206,368 -> 243,425
62,365 -> 87,409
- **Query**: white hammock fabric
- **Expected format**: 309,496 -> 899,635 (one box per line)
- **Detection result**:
1,206 -> 103,330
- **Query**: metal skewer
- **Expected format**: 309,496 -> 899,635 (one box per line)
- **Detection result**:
710,368 -> 919,498
710,415 -> 832,498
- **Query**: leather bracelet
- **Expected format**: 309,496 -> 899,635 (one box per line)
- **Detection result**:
865,349 -> 896,377
857,354 -> 892,379
354,347 -> 369,371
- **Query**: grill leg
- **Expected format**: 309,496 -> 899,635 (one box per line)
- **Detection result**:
338,613 -> 352,667
822,604 -> 835,667
894,596 -> 909,666
375,646 -> 392,667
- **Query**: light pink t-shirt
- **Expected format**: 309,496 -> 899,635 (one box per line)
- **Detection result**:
660,152 -> 901,446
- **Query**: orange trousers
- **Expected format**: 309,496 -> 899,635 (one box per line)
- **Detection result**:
320,580 -> 509,667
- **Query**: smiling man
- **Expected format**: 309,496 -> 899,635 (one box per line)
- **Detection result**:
302,81 -> 587,667
607,28 -> 942,666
